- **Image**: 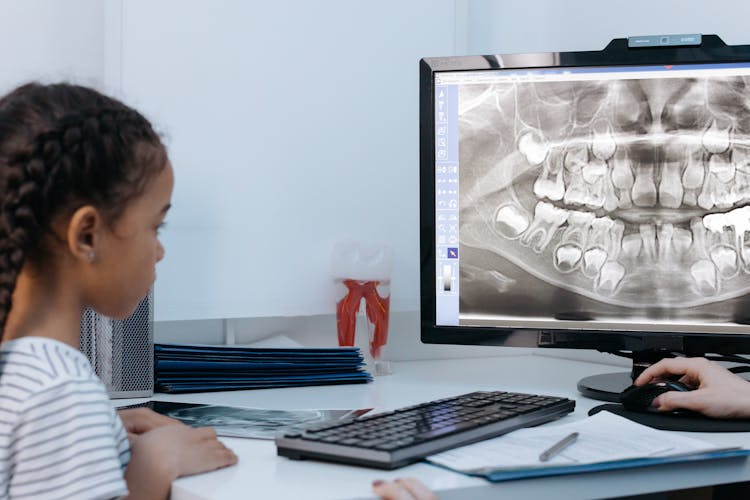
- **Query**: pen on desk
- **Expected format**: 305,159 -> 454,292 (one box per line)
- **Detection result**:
539,432 -> 578,462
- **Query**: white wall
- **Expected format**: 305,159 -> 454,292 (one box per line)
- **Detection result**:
464,0 -> 750,54
0,0 -> 105,94
117,0 -> 460,321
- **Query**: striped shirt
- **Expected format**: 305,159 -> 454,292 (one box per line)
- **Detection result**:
0,337 -> 130,499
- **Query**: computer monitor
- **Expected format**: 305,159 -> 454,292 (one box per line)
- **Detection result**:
420,35 -> 750,402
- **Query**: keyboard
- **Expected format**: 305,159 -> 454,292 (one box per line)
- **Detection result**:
275,390 -> 575,469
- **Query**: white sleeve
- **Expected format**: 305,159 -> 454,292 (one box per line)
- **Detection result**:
9,377 -> 129,500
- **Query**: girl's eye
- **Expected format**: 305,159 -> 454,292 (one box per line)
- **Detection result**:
157,222 -> 167,233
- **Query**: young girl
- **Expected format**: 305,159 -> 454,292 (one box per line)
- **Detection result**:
0,83 -> 237,499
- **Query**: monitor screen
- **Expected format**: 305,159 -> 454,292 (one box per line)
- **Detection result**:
421,37 -> 750,360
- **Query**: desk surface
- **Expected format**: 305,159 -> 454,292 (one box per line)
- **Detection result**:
119,354 -> 750,499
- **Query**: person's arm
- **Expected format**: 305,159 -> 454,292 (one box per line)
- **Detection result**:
13,381 -> 132,499
372,478 -> 438,500
635,357 -> 750,418
123,425 -> 237,500
117,407 -> 182,442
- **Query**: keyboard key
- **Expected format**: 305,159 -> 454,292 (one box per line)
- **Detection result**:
340,438 -> 362,446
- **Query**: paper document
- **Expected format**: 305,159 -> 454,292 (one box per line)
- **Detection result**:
244,335 -> 305,349
429,411 -> 738,474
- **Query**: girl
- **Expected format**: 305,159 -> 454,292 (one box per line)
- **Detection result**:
0,83 -> 237,499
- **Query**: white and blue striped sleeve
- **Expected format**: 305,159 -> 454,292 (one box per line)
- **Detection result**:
8,377 -> 128,500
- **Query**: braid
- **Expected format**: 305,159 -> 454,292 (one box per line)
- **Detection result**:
0,83 -> 166,337
0,158 -> 41,332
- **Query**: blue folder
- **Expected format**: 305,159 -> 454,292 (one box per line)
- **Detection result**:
154,343 -> 371,394
448,448 -> 750,482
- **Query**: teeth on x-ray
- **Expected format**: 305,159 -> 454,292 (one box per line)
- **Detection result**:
520,201 -> 567,253
596,259 -> 626,295
581,216 -> 613,278
697,153 -> 729,210
690,217 -> 719,295
639,224 -> 657,261
681,151 -> 705,206
672,227 -> 693,258
703,212 -> 740,278
459,76 -> 750,308
620,233 -> 642,260
657,223 -> 675,263
533,150 -> 565,201
632,164 -> 658,207
494,204 -> 530,239
518,130 -> 549,166
591,119 -> 617,161
702,118 -> 733,154
610,150 -> 635,209
658,162 -> 684,209
594,219 -> 625,294
553,210 -> 595,273
580,158 -> 608,209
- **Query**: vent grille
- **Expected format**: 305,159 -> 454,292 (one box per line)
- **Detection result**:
79,292 -> 154,398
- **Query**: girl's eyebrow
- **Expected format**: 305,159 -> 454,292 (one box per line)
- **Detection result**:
160,203 -> 172,214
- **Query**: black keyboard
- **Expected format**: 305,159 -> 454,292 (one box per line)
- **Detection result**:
275,390 -> 575,469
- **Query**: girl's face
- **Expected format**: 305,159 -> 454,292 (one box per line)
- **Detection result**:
89,161 -> 174,319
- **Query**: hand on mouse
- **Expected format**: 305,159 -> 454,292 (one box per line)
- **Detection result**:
635,357 -> 750,418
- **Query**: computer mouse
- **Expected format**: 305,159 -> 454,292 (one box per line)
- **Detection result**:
619,380 -> 693,413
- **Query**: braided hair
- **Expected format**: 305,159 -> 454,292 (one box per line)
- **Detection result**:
0,83 -> 167,337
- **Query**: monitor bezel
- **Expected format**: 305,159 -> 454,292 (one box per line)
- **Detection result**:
420,35 -> 750,355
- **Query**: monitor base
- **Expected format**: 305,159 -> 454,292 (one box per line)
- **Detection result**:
589,403 -> 750,432
577,372 -> 632,402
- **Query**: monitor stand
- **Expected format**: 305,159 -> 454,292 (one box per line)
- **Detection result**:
577,371 -> 632,402
577,351 -> 675,402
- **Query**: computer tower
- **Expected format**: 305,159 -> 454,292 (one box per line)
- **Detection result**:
79,292 -> 154,398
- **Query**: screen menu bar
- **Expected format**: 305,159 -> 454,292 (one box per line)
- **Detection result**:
435,84 -> 459,325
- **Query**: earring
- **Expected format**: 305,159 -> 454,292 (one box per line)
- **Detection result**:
86,251 -> 95,262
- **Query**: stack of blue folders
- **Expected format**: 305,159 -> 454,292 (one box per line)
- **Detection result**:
154,343 -> 372,393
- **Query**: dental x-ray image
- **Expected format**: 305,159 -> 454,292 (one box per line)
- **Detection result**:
459,73 -> 750,326
140,401 -> 371,439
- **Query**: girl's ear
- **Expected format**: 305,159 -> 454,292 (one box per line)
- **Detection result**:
66,205 -> 103,263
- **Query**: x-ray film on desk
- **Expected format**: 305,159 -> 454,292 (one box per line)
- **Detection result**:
445,64 -> 750,333
141,401 -> 371,440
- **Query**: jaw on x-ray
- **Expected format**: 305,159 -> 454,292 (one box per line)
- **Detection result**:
459,76 -> 750,323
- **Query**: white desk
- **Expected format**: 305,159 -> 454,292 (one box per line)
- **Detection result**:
119,355 -> 750,499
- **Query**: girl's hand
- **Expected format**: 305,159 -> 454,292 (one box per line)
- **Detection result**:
635,357 -> 750,418
372,478 -> 438,500
118,407 -> 182,439
125,424 -> 237,499
130,424 -> 237,479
